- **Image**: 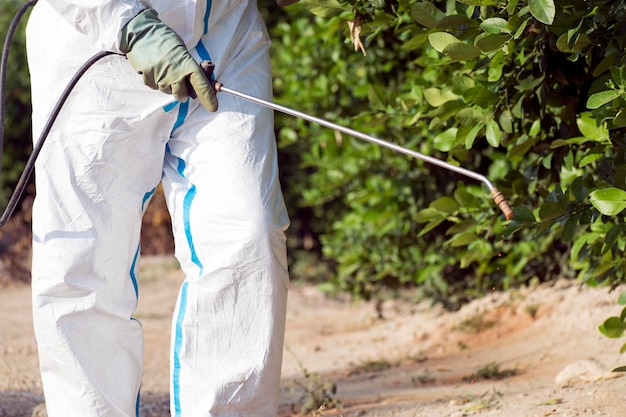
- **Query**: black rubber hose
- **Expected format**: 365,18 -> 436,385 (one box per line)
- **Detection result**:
0,0 -> 117,227
0,50 -> 117,227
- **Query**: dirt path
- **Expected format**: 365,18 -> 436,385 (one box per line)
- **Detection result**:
1,255 -> 625,417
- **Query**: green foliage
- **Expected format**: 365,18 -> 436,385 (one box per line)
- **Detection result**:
463,361 -> 518,382
267,0 -> 626,357
287,354 -> 342,415
598,290 -> 626,364
0,1 -> 33,206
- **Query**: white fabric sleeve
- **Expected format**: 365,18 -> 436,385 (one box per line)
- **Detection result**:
43,0 -> 150,52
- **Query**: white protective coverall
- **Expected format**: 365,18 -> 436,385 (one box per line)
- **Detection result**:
25,1 -> 290,416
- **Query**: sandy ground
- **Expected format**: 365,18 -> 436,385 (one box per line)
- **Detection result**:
1,254 -> 625,417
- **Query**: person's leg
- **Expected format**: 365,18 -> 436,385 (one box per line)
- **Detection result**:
162,24 -> 290,415
27,4 -> 177,416
163,102 -> 290,417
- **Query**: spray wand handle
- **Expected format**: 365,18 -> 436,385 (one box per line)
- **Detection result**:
187,61 -> 222,99
491,188 -> 514,220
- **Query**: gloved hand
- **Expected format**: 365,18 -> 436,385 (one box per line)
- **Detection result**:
120,9 -> 218,111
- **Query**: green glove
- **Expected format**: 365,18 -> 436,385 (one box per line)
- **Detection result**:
120,9 -> 218,111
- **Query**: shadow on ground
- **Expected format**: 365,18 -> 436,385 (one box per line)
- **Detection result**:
0,392 -> 42,417
0,391 -> 172,417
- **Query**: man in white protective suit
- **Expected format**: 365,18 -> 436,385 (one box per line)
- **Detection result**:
25,1 -> 293,416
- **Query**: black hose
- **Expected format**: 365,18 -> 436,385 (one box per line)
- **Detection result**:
0,0 -> 117,227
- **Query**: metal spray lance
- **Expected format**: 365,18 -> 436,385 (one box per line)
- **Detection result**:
196,62 -> 514,220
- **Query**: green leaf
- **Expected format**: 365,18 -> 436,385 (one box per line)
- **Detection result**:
437,15 -> 476,31
474,33 -> 508,53
579,152 -> 602,167
556,33 -> 592,53
412,2 -> 445,29
447,232 -> 479,247
419,218 -> 445,236
577,112 -> 609,142
443,42 -> 482,61
603,224 -> 624,254
430,196 -> 460,213
433,127 -> 458,152
518,73 -> 545,91
428,32 -> 460,53
610,66 -> 626,89
464,86 -> 499,109
368,84 -> 386,111
538,201 -> 563,221
513,17 -> 530,40
447,219 -> 478,234
512,206 -> 536,223
528,0 -> 555,25
499,110 -> 514,133
456,107 -> 485,126
528,119 -> 541,137
451,75 -> 475,93
485,120 -> 501,147
612,365 -> 626,372
593,52 -> 618,78
614,110 -> 626,128
480,18 -> 511,34
300,0 -> 343,17
561,215 -> 578,242
423,88 -> 459,107
460,124 -> 482,149
507,0 -> 520,14
456,0 -> 498,5
589,188 -> 626,216
618,291 -> 626,306
509,135 -> 535,160
454,187 -> 478,207
599,316 -> 626,338
570,234 -> 585,261
587,90 -> 622,109
415,207 -> 443,223
571,176 -> 587,203
278,127 -> 298,146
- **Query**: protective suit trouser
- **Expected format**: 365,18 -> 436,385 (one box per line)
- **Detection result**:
26,2 -> 289,416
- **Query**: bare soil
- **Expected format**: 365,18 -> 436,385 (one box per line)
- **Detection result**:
1,254 -> 625,417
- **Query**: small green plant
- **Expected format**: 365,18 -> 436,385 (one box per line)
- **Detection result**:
347,359 -> 394,376
463,362 -> 518,382
409,351 -> 429,363
290,370 -> 341,416
411,370 -> 435,386
463,389 -> 504,412
455,311 -> 497,334
525,302 -> 541,319
287,347 -> 342,415
598,290 -> 626,372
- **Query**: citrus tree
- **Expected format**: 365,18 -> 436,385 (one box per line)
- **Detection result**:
268,0 -> 626,346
